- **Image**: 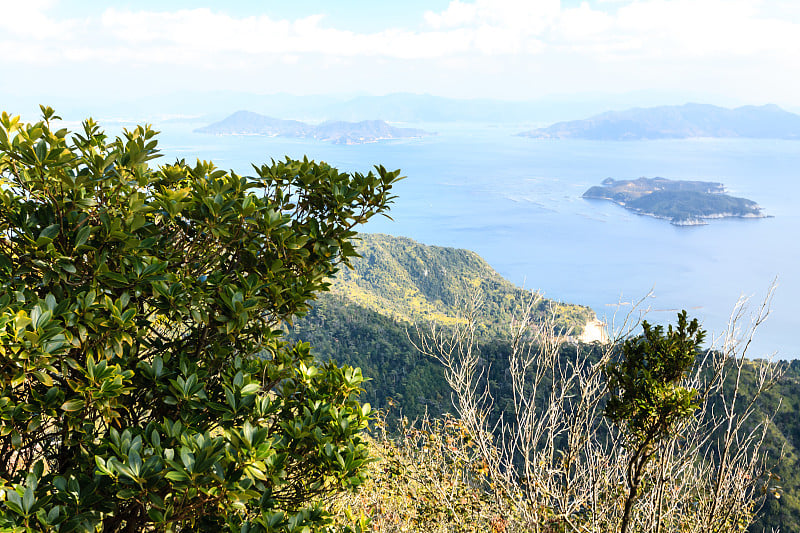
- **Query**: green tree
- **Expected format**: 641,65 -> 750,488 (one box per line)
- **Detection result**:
0,106 -> 401,531
604,310 -> 706,533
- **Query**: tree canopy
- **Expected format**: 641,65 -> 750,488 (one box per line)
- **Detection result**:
0,106 -> 401,531
605,311 -> 706,533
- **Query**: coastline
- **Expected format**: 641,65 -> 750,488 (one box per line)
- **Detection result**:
583,195 -> 768,225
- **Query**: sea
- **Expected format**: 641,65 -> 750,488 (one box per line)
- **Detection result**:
154,121 -> 800,360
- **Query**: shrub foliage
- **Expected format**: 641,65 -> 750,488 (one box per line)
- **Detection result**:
0,107 -> 401,531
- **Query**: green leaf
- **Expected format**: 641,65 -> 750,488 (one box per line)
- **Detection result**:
74,225 -> 92,248
32,309 -> 51,330
240,383 -> 260,395
99,271 -> 129,287
6,491 -> 23,514
117,488 -> 139,499
46,505 -> 60,524
22,486 -> 35,513
95,456 -> 113,476
40,223 -> 60,240
129,449 -> 142,475
165,470 -> 190,482
61,399 -> 85,412
31,371 -> 53,387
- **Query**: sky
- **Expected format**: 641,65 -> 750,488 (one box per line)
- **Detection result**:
1,0 -> 799,110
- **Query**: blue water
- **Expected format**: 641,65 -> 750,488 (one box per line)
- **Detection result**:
154,122 -> 800,359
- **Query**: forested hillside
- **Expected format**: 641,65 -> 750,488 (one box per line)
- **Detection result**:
289,233 -> 800,532
289,233 -> 595,418
323,233 -> 593,337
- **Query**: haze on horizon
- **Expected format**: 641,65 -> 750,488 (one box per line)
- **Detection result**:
1,0 -> 799,115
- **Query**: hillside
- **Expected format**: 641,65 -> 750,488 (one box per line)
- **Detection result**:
288,233 -> 594,417
518,103 -> 800,140
194,111 -> 431,144
324,233 -> 594,336
286,233 -> 800,532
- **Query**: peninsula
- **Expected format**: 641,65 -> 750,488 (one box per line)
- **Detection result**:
194,111 -> 432,144
583,177 -> 765,225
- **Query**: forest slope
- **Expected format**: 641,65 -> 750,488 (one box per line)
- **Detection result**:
324,233 -> 594,336
290,233 -> 594,415
288,233 -> 800,532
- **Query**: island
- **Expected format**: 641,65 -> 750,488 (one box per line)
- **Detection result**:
194,111 -> 432,144
518,103 -> 800,140
582,177 -> 766,225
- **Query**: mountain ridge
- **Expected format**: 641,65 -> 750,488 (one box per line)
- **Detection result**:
518,103 -> 800,140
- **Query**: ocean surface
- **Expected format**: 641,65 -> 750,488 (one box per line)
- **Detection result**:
154,121 -> 800,360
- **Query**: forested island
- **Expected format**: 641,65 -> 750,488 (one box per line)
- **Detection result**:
583,177 -> 766,225
194,110 -> 431,144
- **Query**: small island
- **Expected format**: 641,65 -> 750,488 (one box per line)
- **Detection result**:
583,177 -> 766,225
194,111 -> 432,144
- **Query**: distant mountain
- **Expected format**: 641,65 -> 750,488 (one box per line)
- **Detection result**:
19,89 -> 778,126
519,103 -> 800,140
154,93 -> 588,124
194,111 -> 310,136
194,111 -> 431,144
311,120 -> 429,144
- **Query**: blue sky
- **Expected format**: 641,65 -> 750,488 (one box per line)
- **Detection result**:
1,0 -> 799,110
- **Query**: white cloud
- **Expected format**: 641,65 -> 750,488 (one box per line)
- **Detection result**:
0,0 -> 799,104
2,1 -> 796,64
0,0 -> 75,38
424,1 -> 478,29
86,8 -> 478,61
558,3 -> 614,42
